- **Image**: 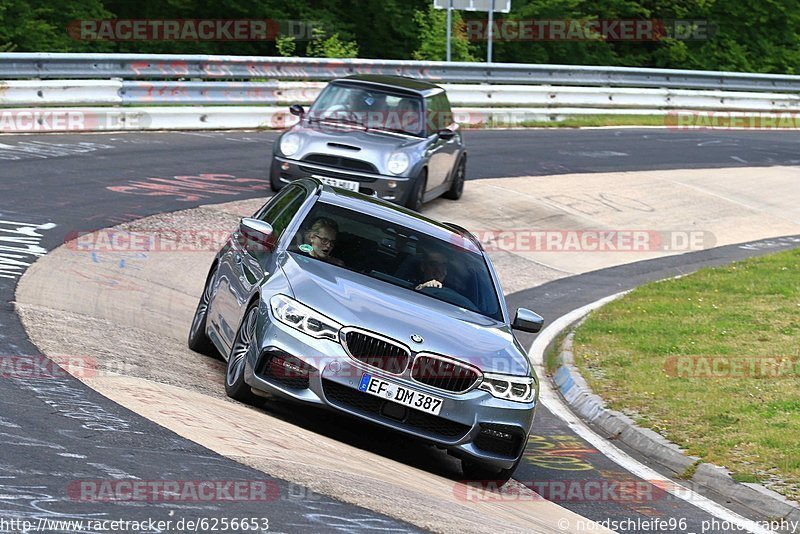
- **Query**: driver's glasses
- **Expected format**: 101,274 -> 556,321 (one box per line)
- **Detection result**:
313,234 -> 336,246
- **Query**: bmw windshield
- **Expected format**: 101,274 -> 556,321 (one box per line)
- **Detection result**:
286,201 -> 503,321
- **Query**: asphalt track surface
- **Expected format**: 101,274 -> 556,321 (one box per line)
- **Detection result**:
1,128 -> 799,533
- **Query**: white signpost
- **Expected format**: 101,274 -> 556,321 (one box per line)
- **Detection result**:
434,0 -> 512,63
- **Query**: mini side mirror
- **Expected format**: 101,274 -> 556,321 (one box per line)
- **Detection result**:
512,308 -> 544,333
289,104 -> 305,117
437,129 -> 456,140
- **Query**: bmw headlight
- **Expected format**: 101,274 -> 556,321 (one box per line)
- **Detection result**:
279,134 -> 301,157
479,373 -> 538,403
269,294 -> 341,341
387,152 -> 410,175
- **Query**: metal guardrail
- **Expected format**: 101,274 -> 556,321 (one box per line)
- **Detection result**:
3,53 -> 800,93
2,53 -> 799,134
4,80 -> 800,113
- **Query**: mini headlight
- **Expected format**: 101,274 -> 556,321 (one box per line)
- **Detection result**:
269,294 -> 342,341
478,373 -> 538,403
279,134 -> 301,157
387,152 -> 410,175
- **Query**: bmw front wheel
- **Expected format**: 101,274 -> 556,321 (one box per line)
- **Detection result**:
225,303 -> 262,405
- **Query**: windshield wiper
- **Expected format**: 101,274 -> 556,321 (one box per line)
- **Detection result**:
308,113 -> 368,130
369,126 -> 419,136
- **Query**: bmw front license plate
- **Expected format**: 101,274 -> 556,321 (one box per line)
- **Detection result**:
358,373 -> 443,415
313,175 -> 360,192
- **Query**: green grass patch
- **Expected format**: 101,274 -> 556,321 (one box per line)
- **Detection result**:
572,248 -> 800,501
545,331 -> 569,374
517,114 -> 667,128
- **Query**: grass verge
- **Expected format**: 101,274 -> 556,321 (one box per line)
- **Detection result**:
517,114 -> 667,128
572,248 -> 800,502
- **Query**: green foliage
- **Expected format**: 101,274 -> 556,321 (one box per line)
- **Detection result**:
413,4 -> 476,62
275,35 -> 296,57
1,0 -> 799,73
0,0 -> 113,52
306,26 -> 358,58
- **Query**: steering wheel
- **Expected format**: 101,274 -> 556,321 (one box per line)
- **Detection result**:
418,285 -> 477,310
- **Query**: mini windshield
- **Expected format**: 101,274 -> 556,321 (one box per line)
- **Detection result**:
287,201 -> 503,321
308,84 -> 425,137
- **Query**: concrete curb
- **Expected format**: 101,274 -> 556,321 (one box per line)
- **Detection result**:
551,324 -> 800,525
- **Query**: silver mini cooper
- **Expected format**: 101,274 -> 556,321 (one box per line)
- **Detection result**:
270,75 -> 467,212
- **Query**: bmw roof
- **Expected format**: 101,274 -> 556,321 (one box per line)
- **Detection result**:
312,180 -> 482,255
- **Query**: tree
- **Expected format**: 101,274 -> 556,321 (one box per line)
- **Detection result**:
413,4 -> 475,61
0,0 -> 113,52
306,26 -> 358,58
275,35 -> 296,57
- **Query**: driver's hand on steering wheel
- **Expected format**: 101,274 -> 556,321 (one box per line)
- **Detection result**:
415,279 -> 442,290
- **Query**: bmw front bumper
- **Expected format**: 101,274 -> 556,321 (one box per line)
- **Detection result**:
243,302 -> 537,469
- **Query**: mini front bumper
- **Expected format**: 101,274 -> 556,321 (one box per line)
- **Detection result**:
243,306 -> 537,469
271,156 -> 414,204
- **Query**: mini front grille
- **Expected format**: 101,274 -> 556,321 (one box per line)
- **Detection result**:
411,355 -> 481,393
343,329 -> 410,374
322,379 -> 470,439
297,166 -> 378,183
303,154 -> 377,173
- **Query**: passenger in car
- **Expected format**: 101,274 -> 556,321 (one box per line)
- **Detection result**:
412,248 -> 449,291
396,98 -> 422,135
304,217 -> 345,267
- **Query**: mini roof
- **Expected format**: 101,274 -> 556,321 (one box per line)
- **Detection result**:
333,74 -> 444,97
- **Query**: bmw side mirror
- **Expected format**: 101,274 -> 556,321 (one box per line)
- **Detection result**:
289,104 -> 305,117
512,308 -> 544,333
239,218 -> 275,253
437,129 -> 455,140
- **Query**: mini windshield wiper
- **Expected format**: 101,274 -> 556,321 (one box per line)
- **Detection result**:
369,126 -> 419,136
308,113 -> 368,130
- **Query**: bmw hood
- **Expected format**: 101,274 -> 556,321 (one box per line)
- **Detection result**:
278,252 -> 531,376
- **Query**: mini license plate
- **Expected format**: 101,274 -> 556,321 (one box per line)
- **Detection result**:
313,175 -> 360,192
358,373 -> 443,415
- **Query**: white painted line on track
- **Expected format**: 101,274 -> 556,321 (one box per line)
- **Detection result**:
529,293 -> 776,534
